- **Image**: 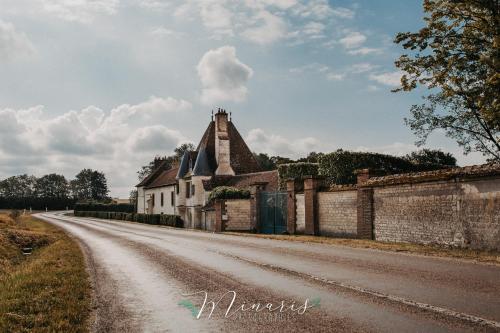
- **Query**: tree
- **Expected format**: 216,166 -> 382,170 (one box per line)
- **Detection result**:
405,149 -> 457,166
35,174 -> 69,198
394,0 -> 500,160
0,175 -> 37,198
253,153 -> 277,171
137,143 -> 196,182
71,169 -> 109,201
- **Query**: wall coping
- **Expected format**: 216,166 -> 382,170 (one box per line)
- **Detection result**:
361,163 -> 500,187
320,184 -> 358,192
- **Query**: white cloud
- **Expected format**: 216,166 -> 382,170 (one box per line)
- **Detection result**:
0,20 -> 35,61
150,27 -> 185,38
347,47 -> 383,55
0,96 -> 191,196
241,10 -> 287,44
199,1 -> 234,36
339,31 -> 366,49
40,0 -> 119,23
349,62 -> 378,74
246,128 -> 320,157
197,46 -> 254,105
369,71 -> 403,87
326,73 -> 344,81
293,0 -> 353,20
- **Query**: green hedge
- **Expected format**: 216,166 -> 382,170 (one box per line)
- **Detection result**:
277,162 -> 319,190
318,149 -> 444,185
74,210 -> 183,228
207,186 -> 251,202
74,202 -> 134,213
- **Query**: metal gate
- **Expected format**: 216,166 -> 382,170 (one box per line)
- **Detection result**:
259,191 -> 287,234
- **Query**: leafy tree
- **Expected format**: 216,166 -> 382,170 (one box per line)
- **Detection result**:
129,189 -> 138,205
253,153 -> 277,171
270,156 -> 294,166
137,143 -> 196,182
35,174 -> 69,198
297,152 -> 325,163
394,0 -> 500,160
0,175 -> 37,198
405,149 -> 457,166
71,169 -> 109,201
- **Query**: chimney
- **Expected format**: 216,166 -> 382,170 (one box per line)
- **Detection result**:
214,109 -> 235,176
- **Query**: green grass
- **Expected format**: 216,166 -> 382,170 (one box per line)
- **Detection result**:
0,213 -> 91,332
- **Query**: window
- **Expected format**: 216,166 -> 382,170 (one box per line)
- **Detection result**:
171,191 -> 175,206
191,184 -> 195,196
176,184 -> 179,194
186,182 -> 191,198
161,192 -> 164,207
151,193 -> 155,207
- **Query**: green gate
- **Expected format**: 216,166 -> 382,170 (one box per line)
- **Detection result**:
259,192 -> 287,234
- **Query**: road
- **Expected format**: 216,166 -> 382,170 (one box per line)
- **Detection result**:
36,212 -> 500,333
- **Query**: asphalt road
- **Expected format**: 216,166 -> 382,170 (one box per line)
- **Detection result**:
36,212 -> 500,333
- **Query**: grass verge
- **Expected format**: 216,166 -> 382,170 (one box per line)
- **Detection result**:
223,232 -> 500,265
0,212 -> 91,332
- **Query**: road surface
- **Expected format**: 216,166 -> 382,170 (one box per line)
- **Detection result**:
36,212 -> 500,332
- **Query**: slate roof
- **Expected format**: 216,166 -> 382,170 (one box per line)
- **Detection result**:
202,170 -> 278,191
145,166 -> 179,189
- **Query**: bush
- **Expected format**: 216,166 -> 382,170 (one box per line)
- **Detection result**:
318,149 -> 447,185
208,186 -> 251,202
74,202 -> 134,213
73,210 -> 183,228
0,197 -> 77,210
277,162 -> 319,190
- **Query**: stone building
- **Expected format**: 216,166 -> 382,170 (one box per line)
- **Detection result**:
136,109 -> 278,229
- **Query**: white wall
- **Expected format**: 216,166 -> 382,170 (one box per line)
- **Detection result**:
137,186 -> 146,214
144,185 -> 177,215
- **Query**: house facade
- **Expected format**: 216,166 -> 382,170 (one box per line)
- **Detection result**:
136,109 -> 278,229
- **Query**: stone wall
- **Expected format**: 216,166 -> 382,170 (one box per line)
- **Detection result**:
317,190 -> 357,237
295,194 -> 305,234
225,199 -> 252,231
373,178 -> 500,250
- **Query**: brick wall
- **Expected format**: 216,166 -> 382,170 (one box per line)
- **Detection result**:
373,178 -> 500,250
295,194 -> 305,233
225,199 -> 252,231
317,190 -> 358,237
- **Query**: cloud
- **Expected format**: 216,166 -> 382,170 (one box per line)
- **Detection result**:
293,0 -> 353,20
289,63 -> 344,81
349,62 -> 378,74
0,96 -> 191,196
246,128 -> 320,157
369,71 -> 403,87
197,46 -> 254,105
339,31 -> 366,49
0,20 -> 35,61
241,10 -> 287,44
326,73 -> 344,81
40,0 -> 119,23
150,27 -> 185,38
347,47 -> 383,55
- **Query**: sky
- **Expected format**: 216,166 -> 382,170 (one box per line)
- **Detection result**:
0,0 -> 487,198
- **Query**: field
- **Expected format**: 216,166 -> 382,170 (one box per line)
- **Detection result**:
0,211 -> 91,332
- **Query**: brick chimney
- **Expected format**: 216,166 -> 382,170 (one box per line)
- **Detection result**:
214,108 -> 235,176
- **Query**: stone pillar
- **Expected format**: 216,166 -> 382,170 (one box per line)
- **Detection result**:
249,185 -> 260,233
304,176 -> 322,235
214,200 -> 225,232
356,169 -> 374,239
286,179 -> 299,234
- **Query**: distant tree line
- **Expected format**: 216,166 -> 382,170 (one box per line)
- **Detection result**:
0,169 -> 109,210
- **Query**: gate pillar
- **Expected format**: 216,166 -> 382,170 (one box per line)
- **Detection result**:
304,176 -> 322,236
286,178 -> 300,234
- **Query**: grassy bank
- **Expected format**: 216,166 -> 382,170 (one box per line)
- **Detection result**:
224,232 -> 500,265
0,212 -> 91,332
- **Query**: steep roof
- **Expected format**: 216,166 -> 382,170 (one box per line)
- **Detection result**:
227,121 -> 262,174
145,166 -> 179,189
136,160 -> 170,187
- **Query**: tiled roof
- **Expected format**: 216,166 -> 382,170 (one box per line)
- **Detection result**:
136,160 -> 170,187
227,122 -> 262,174
202,170 -> 278,191
362,163 -> 500,187
145,166 -> 179,189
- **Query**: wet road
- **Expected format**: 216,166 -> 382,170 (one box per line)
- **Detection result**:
36,212 -> 500,332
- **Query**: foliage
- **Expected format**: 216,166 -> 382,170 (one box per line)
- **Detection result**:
253,153 -> 277,171
0,197 -> 76,210
394,0 -> 500,160
207,186 -> 251,202
404,149 -> 457,166
35,174 -> 70,198
70,169 -> 109,201
74,202 -> 135,213
277,162 -> 319,190
137,143 -> 196,182
318,149 -> 449,185
129,189 -> 138,205
296,152 -> 325,163
74,211 -> 183,228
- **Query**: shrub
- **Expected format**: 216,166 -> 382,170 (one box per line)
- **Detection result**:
277,162 -> 319,190
208,186 -> 251,202
72,211 -> 183,228
74,202 -> 134,213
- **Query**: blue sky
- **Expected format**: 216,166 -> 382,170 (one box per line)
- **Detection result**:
0,0 -> 486,197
